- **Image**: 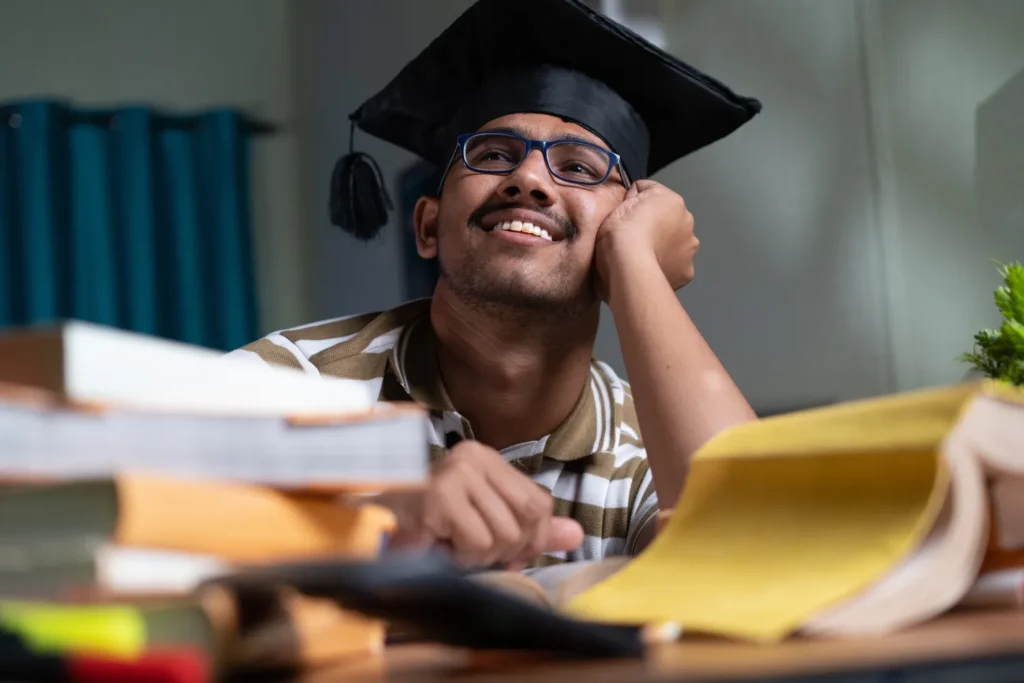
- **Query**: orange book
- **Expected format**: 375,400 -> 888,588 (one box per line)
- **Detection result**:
0,474 -> 395,597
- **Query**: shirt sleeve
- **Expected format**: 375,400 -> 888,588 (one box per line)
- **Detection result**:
623,455 -> 660,555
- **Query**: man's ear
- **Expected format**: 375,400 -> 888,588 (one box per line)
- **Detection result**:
413,196 -> 440,259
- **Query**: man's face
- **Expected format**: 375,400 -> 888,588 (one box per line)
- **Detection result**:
415,113 -> 628,315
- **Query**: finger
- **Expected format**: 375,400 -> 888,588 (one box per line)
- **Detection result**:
633,178 -> 660,193
484,469 -> 553,564
446,496 -> 495,567
542,517 -> 585,554
467,480 -> 527,565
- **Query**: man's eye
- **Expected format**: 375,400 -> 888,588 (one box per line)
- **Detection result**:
559,161 -> 600,179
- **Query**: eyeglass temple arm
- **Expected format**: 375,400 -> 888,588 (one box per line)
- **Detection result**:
435,145 -> 461,196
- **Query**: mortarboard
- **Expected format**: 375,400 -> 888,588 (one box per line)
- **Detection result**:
331,0 -> 762,240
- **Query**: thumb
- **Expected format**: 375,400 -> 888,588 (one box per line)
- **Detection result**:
542,517 -> 585,553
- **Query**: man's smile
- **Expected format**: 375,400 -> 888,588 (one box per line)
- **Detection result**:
477,208 -> 569,245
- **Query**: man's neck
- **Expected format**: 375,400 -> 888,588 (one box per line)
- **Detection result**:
430,286 -> 600,451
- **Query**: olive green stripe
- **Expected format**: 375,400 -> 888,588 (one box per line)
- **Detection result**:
543,380 -> 596,462
240,339 -> 303,372
552,498 -> 630,540
619,432 -> 643,447
315,352 -> 390,381
572,450 -> 650,482
627,460 -> 652,518
637,475 -> 657,508
280,311 -> 380,342
307,299 -> 430,366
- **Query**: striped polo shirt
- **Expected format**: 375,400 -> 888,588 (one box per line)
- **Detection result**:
226,298 -> 659,567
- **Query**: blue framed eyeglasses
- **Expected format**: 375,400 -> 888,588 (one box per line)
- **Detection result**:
437,131 -> 630,192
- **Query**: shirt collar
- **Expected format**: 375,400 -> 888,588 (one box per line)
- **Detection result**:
387,307 -> 620,465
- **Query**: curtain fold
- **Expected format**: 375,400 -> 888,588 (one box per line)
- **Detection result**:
0,99 -> 261,351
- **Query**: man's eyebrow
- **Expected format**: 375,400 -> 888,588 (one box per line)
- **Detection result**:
479,126 -> 610,149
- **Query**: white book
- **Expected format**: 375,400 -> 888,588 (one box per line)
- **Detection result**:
0,396 -> 428,488
0,320 -> 428,488
0,320 -> 374,417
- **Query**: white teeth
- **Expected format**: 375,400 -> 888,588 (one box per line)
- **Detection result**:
494,220 -> 553,242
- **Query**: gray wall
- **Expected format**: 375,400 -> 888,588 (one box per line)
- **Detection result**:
0,0 -> 311,334
297,0 -> 476,321
868,0 -> 1024,391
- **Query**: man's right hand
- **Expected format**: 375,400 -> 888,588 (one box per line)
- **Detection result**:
375,440 -> 584,570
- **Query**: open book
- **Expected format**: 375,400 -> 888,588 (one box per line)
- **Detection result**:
561,381 -> 1024,642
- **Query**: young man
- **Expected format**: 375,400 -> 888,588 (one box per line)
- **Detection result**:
230,0 -> 761,570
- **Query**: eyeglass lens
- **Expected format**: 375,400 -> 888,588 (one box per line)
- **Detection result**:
463,134 -> 612,184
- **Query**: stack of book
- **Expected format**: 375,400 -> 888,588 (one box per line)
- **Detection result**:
0,321 -> 431,676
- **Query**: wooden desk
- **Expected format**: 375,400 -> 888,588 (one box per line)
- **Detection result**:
297,609 -> 1024,682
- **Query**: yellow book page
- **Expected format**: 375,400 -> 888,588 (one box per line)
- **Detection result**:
564,384 -> 970,642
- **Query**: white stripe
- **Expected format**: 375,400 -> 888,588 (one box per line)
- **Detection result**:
530,457 -> 565,494
536,550 -> 568,563
588,376 -> 603,454
620,423 -> 640,441
284,310 -> 371,331
442,411 -> 466,441
552,472 -> 632,509
293,334 -> 358,357
595,360 -> 626,405
611,442 -> 646,467
266,333 -> 320,375
363,328 -> 403,354
595,361 -> 624,449
601,536 -> 628,557
629,466 -> 657,522
426,415 -> 446,447
580,534 -> 627,560
591,366 -> 612,452
499,439 -> 544,463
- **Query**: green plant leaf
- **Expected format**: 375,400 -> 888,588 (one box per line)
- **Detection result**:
1004,318 -> 1024,352
995,285 -> 1014,319
1003,261 -> 1024,323
960,260 -> 1024,383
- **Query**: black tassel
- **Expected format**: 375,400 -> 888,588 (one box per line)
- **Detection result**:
329,122 -> 393,240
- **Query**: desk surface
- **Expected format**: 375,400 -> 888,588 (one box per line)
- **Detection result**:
299,609 -> 1024,683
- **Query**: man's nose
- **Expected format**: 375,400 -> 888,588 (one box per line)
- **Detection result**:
497,149 -> 556,204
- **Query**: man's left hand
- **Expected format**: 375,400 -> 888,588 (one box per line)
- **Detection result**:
594,179 -> 698,302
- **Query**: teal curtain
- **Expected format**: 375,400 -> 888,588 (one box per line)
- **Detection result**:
0,100 -> 261,350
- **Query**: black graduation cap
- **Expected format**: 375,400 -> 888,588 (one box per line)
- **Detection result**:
331,0 -> 762,240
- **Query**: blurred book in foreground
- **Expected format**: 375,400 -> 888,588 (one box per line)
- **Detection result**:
564,381 -> 1024,642
0,320 -> 374,416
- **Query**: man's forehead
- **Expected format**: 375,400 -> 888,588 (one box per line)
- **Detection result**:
476,113 -> 612,150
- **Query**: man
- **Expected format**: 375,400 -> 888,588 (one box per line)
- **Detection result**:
230,0 -> 762,570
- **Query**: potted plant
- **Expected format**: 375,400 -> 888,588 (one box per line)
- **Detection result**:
959,261 -> 1024,387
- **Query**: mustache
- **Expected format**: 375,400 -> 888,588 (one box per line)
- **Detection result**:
466,200 -> 579,242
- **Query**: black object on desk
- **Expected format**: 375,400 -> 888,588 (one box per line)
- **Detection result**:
218,553 -> 644,660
